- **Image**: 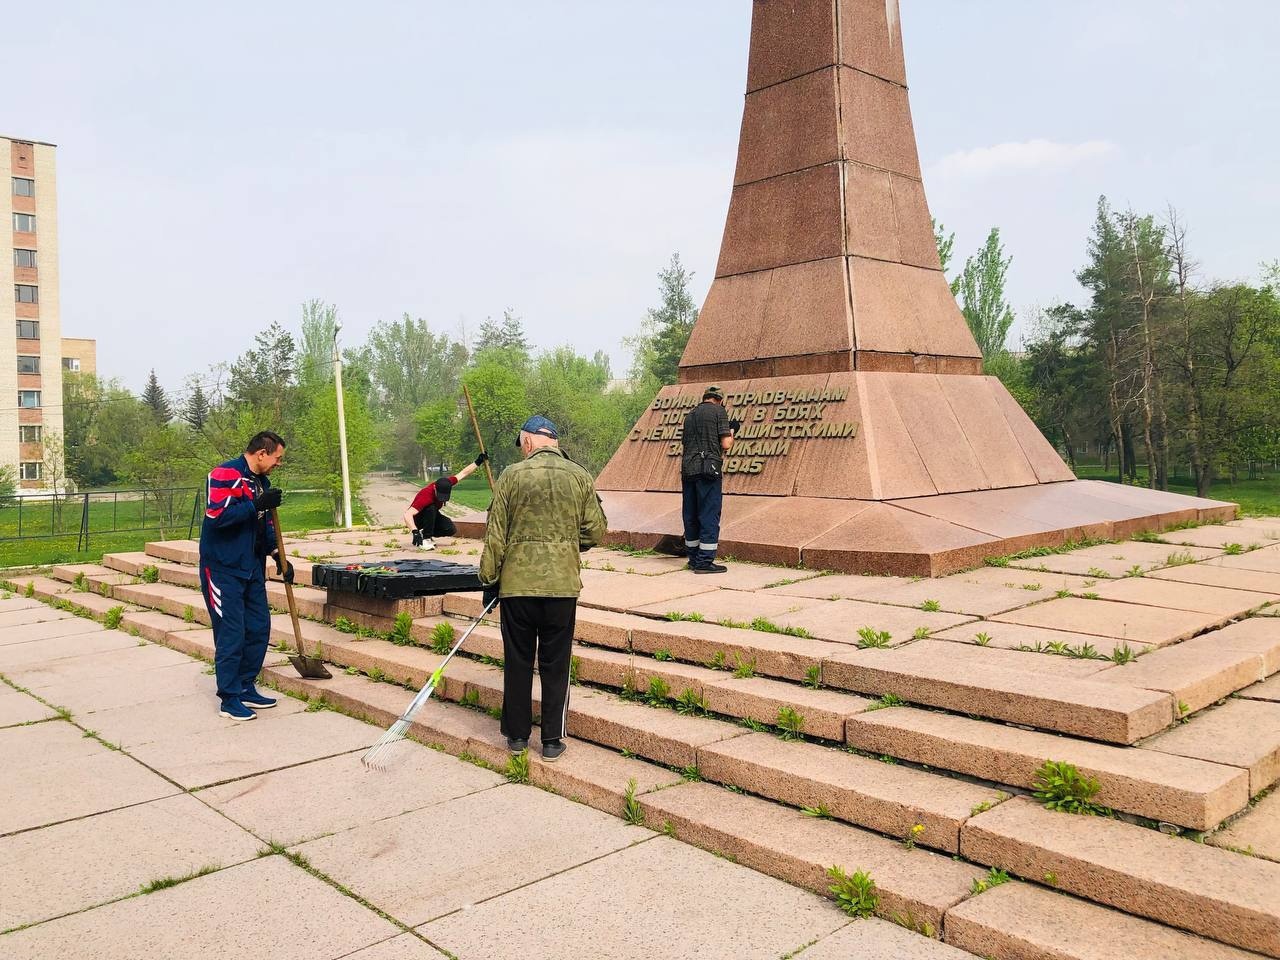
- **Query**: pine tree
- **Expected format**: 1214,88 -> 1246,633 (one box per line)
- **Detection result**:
142,369 -> 173,424
183,381 -> 210,431
628,253 -> 698,385
953,228 -> 1015,359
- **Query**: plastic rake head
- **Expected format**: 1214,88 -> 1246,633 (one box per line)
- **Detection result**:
361,718 -> 412,770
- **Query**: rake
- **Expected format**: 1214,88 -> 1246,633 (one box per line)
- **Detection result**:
361,596 -> 498,769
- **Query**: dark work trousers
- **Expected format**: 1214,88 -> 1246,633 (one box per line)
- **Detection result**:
201,563 -> 271,704
414,506 -> 457,538
499,596 -> 577,742
681,475 -> 724,568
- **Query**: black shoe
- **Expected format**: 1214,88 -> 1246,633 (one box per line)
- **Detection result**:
692,563 -> 728,575
506,737 -> 529,754
541,739 -> 566,762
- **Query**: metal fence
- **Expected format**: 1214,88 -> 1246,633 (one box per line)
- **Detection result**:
0,487 -> 204,550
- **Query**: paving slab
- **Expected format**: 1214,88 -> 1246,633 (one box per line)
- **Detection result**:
0,605 -> 76,630
1210,545 -> 1280,575
1092,641 -> 1263,714
298,783 -> 644,926
635,587 -> 826,625
896,638 -> 1111,678
581,548 -> 689,575
764,572 -> 912,600
119,608 -> 205,644
771,598 -> 973,645
199,738 -> 502,845
637,782 -> 983,937
0,856 -> 400,959
0,628 -> 137,672
0,615 -> 103,646
1225,517 -> 1280,537
1,722 -> 178,835
1086,577 -> 1274,617
0,792 -> 261,930
422,833 -> 848,960
845,706 -> 1248,830
124,707 -> 377,789
2,575 -> 76,600
944,879 -> 1263,960
566,688 -> 747,768
703,675 -> 872,741
823,645 -> 1174,743
630,617 -> 848,682
1144,698 -> 1280,794
959,796 -> 1280,956
0,595 -> 48,612
697,732 -> 1004,853
799,919 -> 978,959
6,642 -> 194,690
846,575 -> 1050,617
1241,674 -> 1280,703
0,684 -> 56,727
30,659 -> 213,714
1163,524 -> 1279,550
992,596 -> 1222,647
1148,562 -> 1280,596
577,568 -> 719,613
1193,617 -> 1280,674
1211,788 -> 1280,861
340,934 -> 443,959
931,620 -> 1155,659
1008,541 -> 1220,578
79,690 -> 308,749
658,562 -> 827,592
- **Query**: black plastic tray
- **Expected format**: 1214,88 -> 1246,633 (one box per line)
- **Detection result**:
311,558 -> 483,600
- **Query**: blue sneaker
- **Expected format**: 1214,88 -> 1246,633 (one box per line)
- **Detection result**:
219,699 -> 256,721
241,686 -> 277,709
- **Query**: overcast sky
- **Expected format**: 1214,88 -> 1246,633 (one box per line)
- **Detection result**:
6,1 -> 1277,395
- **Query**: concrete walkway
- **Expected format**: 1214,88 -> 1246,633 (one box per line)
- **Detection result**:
0,597 -> 928,959
361,472 -> 424,529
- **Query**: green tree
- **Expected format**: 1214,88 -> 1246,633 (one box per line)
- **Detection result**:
953,228 -> 1015,359
296,299 -> 339,389
474,309 -> 529,354
933,219 -> 956,276
228,321 -> 297,422
182,379 -> 210,432
628,253 -> 699,386
460,360 -> 529,472
142,369 -> 173,424
292,383 -> 377,523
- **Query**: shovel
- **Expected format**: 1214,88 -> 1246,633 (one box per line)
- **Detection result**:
270,508 -> 332,680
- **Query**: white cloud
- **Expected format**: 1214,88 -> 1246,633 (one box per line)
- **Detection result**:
931,139 -> 1117,180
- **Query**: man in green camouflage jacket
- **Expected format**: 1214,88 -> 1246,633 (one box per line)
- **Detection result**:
479,415 -> 608,762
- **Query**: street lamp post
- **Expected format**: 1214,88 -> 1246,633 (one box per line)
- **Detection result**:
333,323 -> 353,529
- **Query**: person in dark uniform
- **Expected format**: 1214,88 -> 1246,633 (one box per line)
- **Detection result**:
199,430 -> 294,721
402,453 -> 488,551
681,386 -> 738,574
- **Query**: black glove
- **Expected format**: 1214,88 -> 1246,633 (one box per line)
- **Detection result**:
412,529 -> 423,547
482,583 -> 500,609
258,487 -> 283,513
728,418 -> 744,434
275,556 -> 295,584
474,451 -> 489,467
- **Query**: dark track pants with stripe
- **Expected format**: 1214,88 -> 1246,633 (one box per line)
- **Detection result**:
681,475 -> 723,568
201,563 -> 271,704
499,596 -> 576,743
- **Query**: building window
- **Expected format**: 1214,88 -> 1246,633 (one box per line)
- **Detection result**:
18,390 -> 40,408
63,357 -> 81,372
17,355 -> 39,374
19,425 -> 41,444
15,284 -> 38,304
12,177 -> 34,197
13,213 -> 36,233
14,249 -> 36,268
19,462 -> 41,481
16,320 -> 39,339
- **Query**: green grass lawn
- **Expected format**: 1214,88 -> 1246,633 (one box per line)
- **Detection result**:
1074,464 -> 1280,517
448,472 -> 495,512
0,490 -> 359,568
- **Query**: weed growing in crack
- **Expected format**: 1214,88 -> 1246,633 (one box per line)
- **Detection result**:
653,648 -> 673,661
920,599 -> 941,612
428,621 -> 455,655
674,689 -> 706,716
1223,543 -> 1244,555
1086,567 -> 1108,578
103,606 -> 124,630
622,778 -> 644,825
1124,564 -> 1145,578
680,764 -> 702,782
803,664 -> 822,689
389,613 -> 414,646
973,632 -> 992,646
1021,582 -> 1042,591
665,611 -> 705,623
970,792 -> 1009,816
912,627 -> 929,640
645,676 -> 670,706
857,627 -> 892,649
801,802 -> 833,819
139,565 -> 160,584
334,616 -> 358,634
706,650 -> 728,671
900,823 -> 925,850
138,864 -> 220,894
569,655 -> 581,685
732,655 -> 756,679
1055,589 -> 1072,599
1033,760 -> 1110,816
866,693 -> 904,711
827,866 -> 878,918
969,867 -> 1011,894
459,689 -> 480,708
183,605 -> 196,623
776,706 -> 806,741
506,750 -> 530,784
1106,643 -> 1139,665
1164,550 -> 1197,567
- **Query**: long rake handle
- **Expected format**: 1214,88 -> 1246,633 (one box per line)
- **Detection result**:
398,597 -> 497,720
462,384 -> 496,492
269,508 -> 309,659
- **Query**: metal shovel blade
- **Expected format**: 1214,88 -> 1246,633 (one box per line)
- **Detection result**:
289,654 -> 332,680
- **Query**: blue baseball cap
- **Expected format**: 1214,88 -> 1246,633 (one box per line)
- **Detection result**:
515,415 -> 559,447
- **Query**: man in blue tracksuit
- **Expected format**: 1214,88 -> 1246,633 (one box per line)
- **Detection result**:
199,430 -> 294,721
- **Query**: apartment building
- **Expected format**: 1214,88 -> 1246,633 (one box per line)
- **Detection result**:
2,136 -> 64,490
61,337 -> 96,376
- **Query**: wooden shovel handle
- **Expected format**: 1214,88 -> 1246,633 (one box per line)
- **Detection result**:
462,384 -> 497,491
269,508 -> 308,658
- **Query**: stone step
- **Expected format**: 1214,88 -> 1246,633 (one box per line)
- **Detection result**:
698,732 -> 1007,854
100,551 -> 154,576
1091,633 -> 1266,714
844,706 -> 1248,830
143,539 -> 199,565
1087,577 -> 1275,619
944,880 -> 1264,960
823,644 -> 1174,744
630,616 -> 849,683
959,796 -> 1280,956
111,582 -> 211,625
1143,698 -> 1280,795
992,596 -> 1226,648
640,780 -> 984,939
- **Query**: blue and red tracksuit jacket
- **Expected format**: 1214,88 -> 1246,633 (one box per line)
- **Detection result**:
198,455 -> 276,576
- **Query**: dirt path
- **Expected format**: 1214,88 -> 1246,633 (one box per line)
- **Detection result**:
359,471 -> 423,528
